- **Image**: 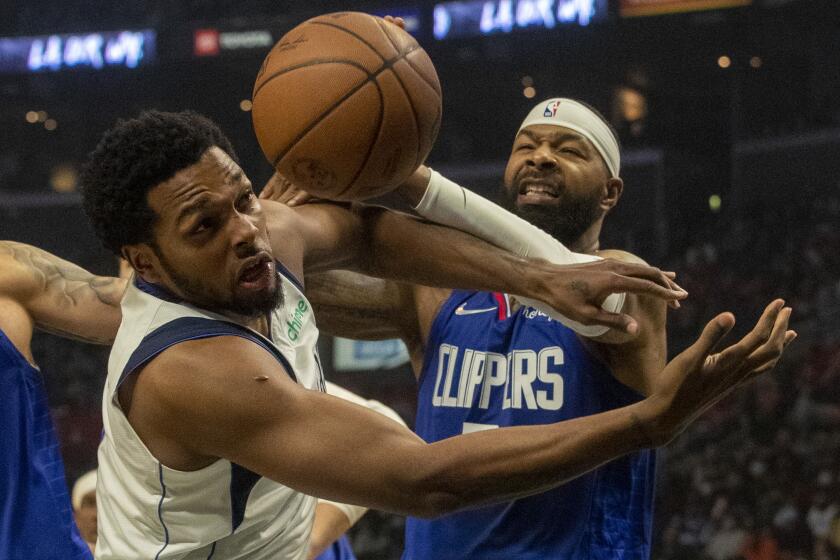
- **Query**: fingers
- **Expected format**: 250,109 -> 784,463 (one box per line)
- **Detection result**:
611,274 -> 688,303
690,312 -> 736,360
739,330 -> 797,385
259,181 -> 274,200
612,260 -> 683,292
599,260 -> 688,303
742,307 -> 792,369
383,16 -> 406,29
716,299 -> 785,368
288,190 -> 314,207
260,173 -> 311,205
587,310 -> 640,337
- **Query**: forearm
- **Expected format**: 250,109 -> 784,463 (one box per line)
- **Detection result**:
402,167 -> 596,266
406,400 -> 654,516
305,271 -> 408,340
357,206 -> 544,298
0,241 -> 125,344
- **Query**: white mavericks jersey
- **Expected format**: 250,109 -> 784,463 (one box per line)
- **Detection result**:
96,262 -> 325,560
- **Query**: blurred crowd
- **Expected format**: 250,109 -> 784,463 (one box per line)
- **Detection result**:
652,193 -> 840,560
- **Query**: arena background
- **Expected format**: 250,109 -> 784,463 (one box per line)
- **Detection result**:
1,1 -> 838,558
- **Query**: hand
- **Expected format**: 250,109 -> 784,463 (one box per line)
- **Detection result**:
260,172 -> 316,206
641,299 -> 796,446
383,15 -> 407,29
529,258 -> 687,335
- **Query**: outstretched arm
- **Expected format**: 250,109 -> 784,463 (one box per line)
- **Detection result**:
0,241 -> 125,345
133,300 -> 793,518
264,201 -> 686,336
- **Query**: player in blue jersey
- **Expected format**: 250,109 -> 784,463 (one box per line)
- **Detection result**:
0,241 -> 124,560
265,97 -> 797,559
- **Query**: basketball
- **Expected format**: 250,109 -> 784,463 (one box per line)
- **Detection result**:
251,12 -> 442,201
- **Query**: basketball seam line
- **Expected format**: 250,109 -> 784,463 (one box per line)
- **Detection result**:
310,19 -> 437,97
253,58 -> 370,99
308,20 -> 397,63
267,51 -> 415,169
337,71 -> 386,198
374,18 -> 423,171
402,53 -> 442,96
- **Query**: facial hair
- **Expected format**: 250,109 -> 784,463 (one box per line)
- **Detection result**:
154,246 -> 283,317
502,184 -> 602,247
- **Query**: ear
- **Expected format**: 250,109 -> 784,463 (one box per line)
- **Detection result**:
122,244 -> 162,284
602,177 -> 624,211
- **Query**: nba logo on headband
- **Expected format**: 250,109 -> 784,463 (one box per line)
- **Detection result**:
520,97 -> 621,177
544,100 -> 561,118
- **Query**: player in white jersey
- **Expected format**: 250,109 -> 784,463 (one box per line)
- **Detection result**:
80,110 -> 792,560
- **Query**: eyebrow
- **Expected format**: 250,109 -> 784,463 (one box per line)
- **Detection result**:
175,195 -> 212,225
517,129 -> 587,145
223,166 -> 247,186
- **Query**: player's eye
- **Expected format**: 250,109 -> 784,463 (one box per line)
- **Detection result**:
192,217 -> 216,235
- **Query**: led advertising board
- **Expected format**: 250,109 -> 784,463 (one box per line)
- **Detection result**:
0,29 -> 156,74
433,0 -> 607,40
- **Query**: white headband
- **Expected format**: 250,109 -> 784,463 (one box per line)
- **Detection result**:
72,469 -> 97,510
517,98 -> 620,177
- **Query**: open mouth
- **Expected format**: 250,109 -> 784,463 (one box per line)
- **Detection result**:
238,255 -> 273,289
518,179 -> 561,203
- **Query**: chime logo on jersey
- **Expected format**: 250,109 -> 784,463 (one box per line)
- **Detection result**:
544,100 -> 562,117
287,298 -> 309,341
431,344 -> 564,411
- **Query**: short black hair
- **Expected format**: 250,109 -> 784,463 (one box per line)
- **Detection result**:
81,110 -> 239,255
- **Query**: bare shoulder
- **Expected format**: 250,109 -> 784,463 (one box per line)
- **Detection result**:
596,248 -> 649,266
143,335 -> 295,404
124,335 -> 300,468
131,336 -> 298,438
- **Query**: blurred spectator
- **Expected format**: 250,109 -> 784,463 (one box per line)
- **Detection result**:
71,470 -> 97,553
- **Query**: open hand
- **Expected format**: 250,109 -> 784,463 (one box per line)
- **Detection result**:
642,299 -> 796,446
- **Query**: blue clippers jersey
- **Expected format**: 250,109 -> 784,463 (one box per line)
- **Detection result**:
404,291 -> 656,560
0,329 -> 92,560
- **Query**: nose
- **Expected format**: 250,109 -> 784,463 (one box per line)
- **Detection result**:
526,143 -> 558,171
230,211 -> 260,257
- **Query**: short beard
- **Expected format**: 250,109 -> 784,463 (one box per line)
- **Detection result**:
154,245 -> 283,317
503,187 -> 602,247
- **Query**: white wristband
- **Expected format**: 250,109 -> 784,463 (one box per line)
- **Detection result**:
414,170 -> 625,337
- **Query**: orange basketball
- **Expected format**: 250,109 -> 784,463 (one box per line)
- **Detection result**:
252,12 -> 442,201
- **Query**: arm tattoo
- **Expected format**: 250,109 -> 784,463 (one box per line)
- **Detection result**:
1,241 -> 123,308
1,241 -> 123,344
305,271 -> 403,336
